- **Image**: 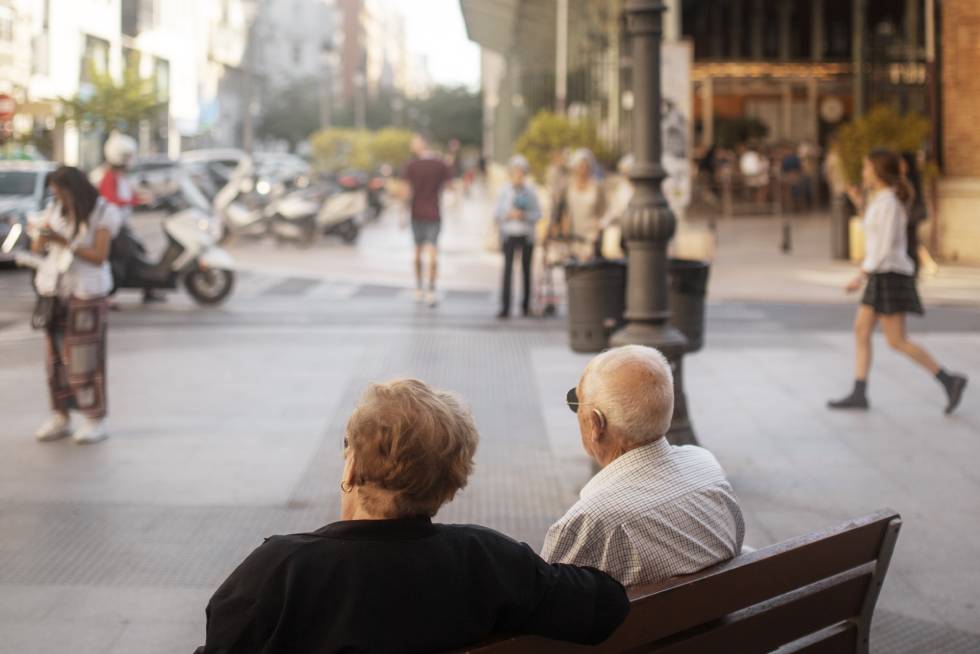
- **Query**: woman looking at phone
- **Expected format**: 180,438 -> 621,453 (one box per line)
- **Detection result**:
32,166 -> 122,444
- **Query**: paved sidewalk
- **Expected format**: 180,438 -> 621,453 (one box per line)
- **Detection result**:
0,194 -> 978,653
687,212 -> 980,307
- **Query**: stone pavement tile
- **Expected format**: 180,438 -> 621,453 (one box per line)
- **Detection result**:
45,586 -> 207,624
898,567 -> 980,637
0,585 -> 61,621
0,332 -> 364,506
109,620 -> 204,654
872,569 -> 945,627
873,609 -> 980,654
0,620 -> 127,654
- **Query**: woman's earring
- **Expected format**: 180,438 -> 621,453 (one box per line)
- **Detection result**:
340,480 -> 353,494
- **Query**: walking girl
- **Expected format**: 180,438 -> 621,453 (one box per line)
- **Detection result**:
32,167 -> 122,444
828,150 -> 967,413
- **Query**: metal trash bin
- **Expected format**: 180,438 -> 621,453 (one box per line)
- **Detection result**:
565,259 -> 626,353
668,259 -> 710,353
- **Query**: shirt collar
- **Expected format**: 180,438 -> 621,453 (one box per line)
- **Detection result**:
580,438 -> 672,500
313,516 -> 435,541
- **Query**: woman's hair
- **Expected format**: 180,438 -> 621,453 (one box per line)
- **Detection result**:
47,166 -> 100,236
867,149 -> 912,205
345,379 -> 479,518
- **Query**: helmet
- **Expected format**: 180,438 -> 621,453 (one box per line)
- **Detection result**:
103,131 -> 137,168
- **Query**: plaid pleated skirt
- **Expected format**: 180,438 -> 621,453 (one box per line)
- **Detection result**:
861,272 -> 924,315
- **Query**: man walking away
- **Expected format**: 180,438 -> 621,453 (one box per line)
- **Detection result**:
402,134 -> 452,306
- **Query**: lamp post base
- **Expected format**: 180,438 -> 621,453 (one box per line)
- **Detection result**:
610,322 -> 699,447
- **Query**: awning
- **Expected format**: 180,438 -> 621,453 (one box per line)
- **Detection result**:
459,0 -> 558,69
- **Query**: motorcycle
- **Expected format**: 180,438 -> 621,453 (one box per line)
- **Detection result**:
269,173 -> 366,246
208,157 -> 270,241
109,172 -> 236,305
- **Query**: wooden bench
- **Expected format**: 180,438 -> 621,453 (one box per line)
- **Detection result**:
465,509 -> 901,654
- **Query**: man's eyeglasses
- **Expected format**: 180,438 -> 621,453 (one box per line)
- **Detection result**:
566,387 -> 579,414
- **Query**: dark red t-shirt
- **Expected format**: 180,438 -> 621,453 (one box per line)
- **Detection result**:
403,156 -> 452,222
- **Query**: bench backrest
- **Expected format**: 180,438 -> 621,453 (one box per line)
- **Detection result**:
466,510 -> 901,654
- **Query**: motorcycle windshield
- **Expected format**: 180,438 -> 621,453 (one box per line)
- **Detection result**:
176,172 -> 212,213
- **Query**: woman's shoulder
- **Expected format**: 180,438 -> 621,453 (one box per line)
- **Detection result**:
437,523 -> 535,558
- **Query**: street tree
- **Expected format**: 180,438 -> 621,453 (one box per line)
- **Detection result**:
61,66 -> 163,135
257,81 -> 322,150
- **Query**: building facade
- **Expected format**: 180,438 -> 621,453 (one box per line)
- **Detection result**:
3,0 -> 261,165
464,0 -> 933,161
937,0 -> 980,263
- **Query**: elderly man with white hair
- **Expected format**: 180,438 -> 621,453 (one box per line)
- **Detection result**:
494,154 -> 541,318
542,345 -> 744,587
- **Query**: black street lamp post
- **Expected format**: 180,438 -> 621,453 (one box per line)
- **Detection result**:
610,0 -> 697,446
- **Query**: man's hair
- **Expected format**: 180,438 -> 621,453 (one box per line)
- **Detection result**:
346,379 -> 479,517
582,345 -> 674,443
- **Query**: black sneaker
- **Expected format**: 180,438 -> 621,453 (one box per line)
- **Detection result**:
944,375 -> 968,415
496,309 -> 510,320
827,394 -> 869,410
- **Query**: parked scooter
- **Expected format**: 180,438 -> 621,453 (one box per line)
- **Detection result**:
210,157 -> 270,241
269,173 -> 366,246
109,171 -> 236,305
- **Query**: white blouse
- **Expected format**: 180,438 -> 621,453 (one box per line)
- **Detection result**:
862,188 -> 915,276
46,198 -> 123,299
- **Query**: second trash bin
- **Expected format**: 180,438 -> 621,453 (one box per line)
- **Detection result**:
565,259 -> 626,353
668,258 -> 710,353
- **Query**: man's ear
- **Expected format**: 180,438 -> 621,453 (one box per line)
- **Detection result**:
590,409 -> 606,441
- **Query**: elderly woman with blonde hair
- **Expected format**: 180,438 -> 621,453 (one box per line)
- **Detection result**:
197,379 -> 629,654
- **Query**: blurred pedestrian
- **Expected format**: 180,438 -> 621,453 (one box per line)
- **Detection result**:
494,155 -> 541,319
554,148 -> 606,260
402,134 -> 453,307
779,145 -> 803,213
739,143 -> 769,207
98,132 -> 164,303
828,150 -> 967,414
31,167 -> 123,444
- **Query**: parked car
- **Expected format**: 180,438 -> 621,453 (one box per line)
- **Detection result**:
0,160 -> 56,265
130,155 -> 180,209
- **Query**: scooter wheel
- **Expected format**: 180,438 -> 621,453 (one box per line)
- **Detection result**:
341,224 -> 359,244
185,269 -> 235,305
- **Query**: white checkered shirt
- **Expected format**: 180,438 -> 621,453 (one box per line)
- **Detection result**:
541,438 -> 745,587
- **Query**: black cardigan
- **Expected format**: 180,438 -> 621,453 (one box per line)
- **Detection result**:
195,517 -> 629,653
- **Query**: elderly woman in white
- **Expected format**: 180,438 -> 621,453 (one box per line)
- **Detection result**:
543,345 -> 745,587
828,149 -> 967,413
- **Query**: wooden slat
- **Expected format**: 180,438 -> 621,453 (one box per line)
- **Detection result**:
591,510 -> 896,650
644,566 -> 872,654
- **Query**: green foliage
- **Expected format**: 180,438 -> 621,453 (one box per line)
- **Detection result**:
713,116 -> 768,150
836,106 -> 931,184
310,127 -> 415,172
514,111 -> 610,180
257,82 -> 321,149
61,65 -> 164,132
328,85 -> 482,148
369,128 -> 414,169
410,85 -> 482,147
310,129 -> 373,172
